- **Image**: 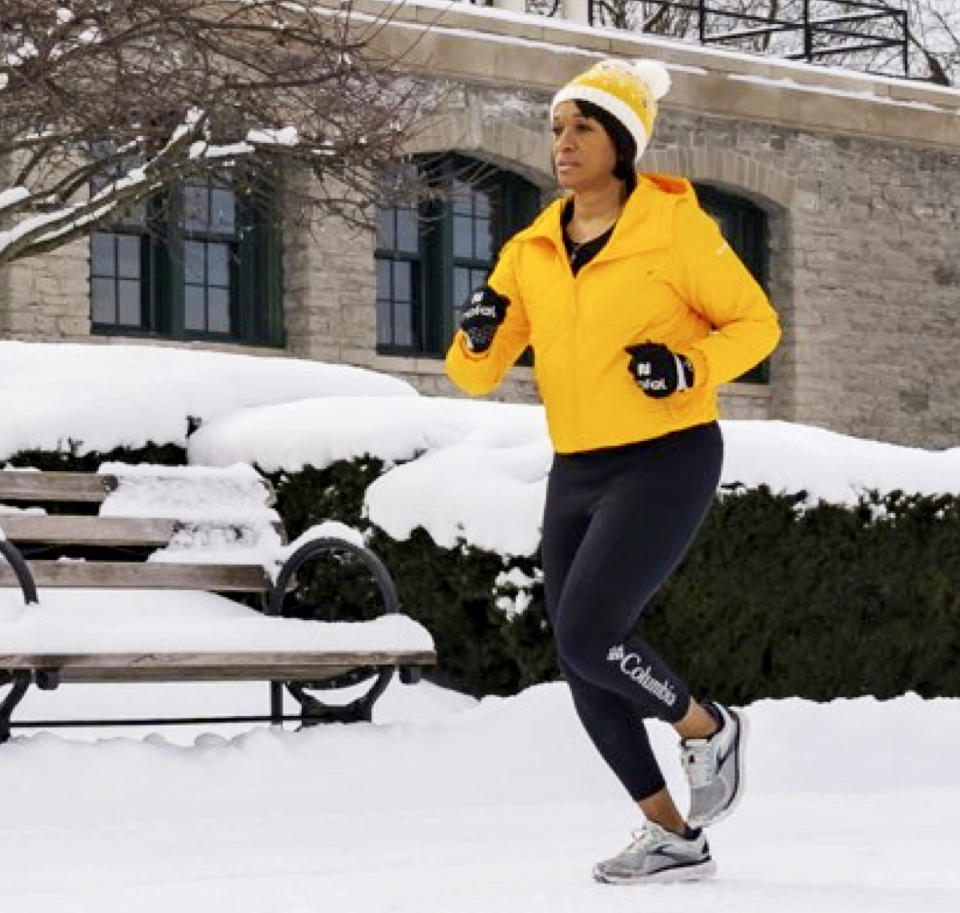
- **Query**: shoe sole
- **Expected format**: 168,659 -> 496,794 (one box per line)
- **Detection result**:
688,708 -> 749,829
592,858 -> 718,885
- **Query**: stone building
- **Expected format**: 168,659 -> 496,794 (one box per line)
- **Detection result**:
1,1 -> 959,448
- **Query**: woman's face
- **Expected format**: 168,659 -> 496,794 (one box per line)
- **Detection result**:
551,100 -> 618,194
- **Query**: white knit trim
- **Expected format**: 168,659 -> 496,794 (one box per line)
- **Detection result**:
551,84 -> 651,161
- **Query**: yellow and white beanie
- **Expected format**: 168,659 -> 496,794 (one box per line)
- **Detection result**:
550,58 -> 671,162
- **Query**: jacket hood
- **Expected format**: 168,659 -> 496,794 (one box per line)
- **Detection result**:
511,173 -> 696,256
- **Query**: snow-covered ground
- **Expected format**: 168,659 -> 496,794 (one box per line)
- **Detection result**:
2,340 -> 959,910
4,680 -> 960,913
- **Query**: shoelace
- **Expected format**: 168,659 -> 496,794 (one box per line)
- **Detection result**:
624,823 -> 667,855
682,741 -> 713,788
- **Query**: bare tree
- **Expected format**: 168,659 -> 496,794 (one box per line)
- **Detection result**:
883,0 -> 959,84
0,0 -> 433,266
608,0 -> 957,85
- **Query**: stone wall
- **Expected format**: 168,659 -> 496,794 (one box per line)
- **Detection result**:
787,136 -> 960,447
0,235 -> 90,339
284,181 -> 379,368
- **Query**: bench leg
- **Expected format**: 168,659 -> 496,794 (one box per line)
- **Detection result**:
0,671 -> 32,744
286,674 -> 392,727
399,666 -> 423,685
269,681 -> 284,727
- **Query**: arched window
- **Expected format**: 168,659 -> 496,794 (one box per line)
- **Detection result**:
90,174 -> 284,346
694,184 -> 771,384
376,155 -> 542,357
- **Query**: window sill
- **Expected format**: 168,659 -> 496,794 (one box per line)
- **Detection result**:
721,381 -> 771,400
373,351 -> 536,382
89,331 -> 285,358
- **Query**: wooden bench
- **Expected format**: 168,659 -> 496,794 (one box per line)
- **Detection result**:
0,469 -> 435,742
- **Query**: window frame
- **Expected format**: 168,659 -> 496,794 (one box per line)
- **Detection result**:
375,155 -> 541,358
375,200 -> 422,352
89,173 -> 284,348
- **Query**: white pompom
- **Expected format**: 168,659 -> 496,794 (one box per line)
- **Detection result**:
630,59 -> 672,101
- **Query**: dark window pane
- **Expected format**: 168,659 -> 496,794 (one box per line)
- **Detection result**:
116,235 -> 140,279
91,278 -> 116,323
452,180 -> 472,215
184,241 -> 205,285
396,208 -> 419,253
183,185 -> 209,231
210,189 -> 235,234
475,190 -> 491,218
453,214 -> 473,258
394,301 -> 413,347
90,233 -> 115,276
208,287 -> 230,333
376,258 -> 391,299
208,243 -> 229,287
117,280 -> 141,325
376,299 -> 392,345
453,268 -> 470,319
393,261 -> 411,303
184,285 -> 205,330
475,217 -> 492,261
376,208 -> 395,250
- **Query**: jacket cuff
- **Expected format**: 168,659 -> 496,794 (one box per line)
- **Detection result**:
681,347 -> 709,390
458,331 -> 490,361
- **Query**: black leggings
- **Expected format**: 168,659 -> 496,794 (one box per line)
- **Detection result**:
541,422 -> 723,801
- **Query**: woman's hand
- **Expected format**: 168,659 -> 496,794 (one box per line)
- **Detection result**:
625,342 -> 694,398
459,285 -> 510,353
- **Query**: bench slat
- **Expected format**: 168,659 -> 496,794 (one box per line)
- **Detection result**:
0,651 -> 437,683
0,471 -> 117,503
0,561 -> 272,591
0,516 -> 177,547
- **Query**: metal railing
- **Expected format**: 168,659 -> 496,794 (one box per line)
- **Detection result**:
586,1 -> 911,76
462,1 -> 913,78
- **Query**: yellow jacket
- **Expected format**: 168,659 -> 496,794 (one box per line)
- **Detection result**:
445,174 -> 781,454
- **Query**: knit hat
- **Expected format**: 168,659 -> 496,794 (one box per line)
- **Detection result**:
550,59 -> 671,162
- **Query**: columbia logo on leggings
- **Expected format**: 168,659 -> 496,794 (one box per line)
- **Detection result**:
607,644 -> 678,708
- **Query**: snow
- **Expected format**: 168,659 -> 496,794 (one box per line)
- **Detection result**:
0,186 -> 30,210
1,339 -> 959,908
189,140 -> 256,161
246,126 -> 300,146
98,462 -> 279,524
2,680 -> 958,912
0,588 -> 432,653
0,341 -> 415,456
95,462 -> 287,570
727,72 -> 944,111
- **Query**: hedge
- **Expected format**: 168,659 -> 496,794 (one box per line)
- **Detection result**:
6,448 -> 959,702
269,463 -> 960,703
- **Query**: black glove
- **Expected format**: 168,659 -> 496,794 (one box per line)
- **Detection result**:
459,285 -> 510,353
625,342 -> 695,399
